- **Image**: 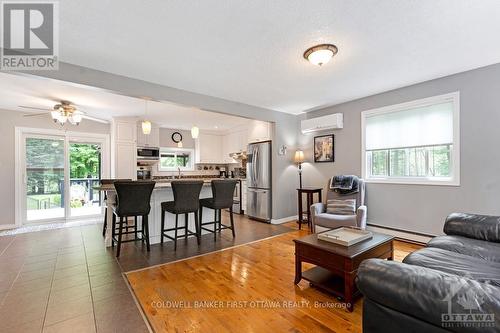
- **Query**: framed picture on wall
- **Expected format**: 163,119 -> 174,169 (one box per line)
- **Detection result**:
314,134 -> 334,163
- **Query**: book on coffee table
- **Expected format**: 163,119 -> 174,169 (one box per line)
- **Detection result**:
318,227 -> 373,246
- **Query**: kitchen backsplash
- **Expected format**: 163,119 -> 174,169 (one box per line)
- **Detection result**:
151,163 -> 243,177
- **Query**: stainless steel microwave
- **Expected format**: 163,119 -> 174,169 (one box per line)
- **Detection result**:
137,147 -> 159,160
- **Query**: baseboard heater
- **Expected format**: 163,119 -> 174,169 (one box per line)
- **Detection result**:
366,223 -> 436,244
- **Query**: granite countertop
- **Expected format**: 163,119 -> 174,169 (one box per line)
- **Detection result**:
95,178 -> 245,191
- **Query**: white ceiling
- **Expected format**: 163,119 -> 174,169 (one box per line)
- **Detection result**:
0,73 -> 251,131
56,0 -> 500,114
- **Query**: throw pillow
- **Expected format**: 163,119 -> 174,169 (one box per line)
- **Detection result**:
326,199 -> 356,215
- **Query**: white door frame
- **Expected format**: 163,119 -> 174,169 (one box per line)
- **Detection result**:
15,127 -> 110,226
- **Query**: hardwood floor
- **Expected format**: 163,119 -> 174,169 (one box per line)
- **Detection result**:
113,211 -> 292,272
126,229 -> 423,333
393,240 -> 423,262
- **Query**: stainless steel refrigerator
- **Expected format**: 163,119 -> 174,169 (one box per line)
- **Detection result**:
246,141 -> 272,222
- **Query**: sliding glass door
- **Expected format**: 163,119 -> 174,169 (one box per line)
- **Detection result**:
25,136 -> 65,222
69,141 -> 103,217
19,130 -> 109,225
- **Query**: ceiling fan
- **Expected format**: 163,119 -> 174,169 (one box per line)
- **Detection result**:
20,100 -> 108,126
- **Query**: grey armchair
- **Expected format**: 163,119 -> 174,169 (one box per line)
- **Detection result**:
310,178 -> 367,232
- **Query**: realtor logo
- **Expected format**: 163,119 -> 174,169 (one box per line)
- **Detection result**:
441,276 -> 495,328
1,1 -> 58,70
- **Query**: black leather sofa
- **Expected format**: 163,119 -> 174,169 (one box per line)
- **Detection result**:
356,213 -> 500,333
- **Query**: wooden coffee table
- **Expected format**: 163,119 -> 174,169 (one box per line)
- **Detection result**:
294,230 -> 394,312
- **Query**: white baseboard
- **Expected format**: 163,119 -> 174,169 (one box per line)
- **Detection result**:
271,215 -> 298,224
366,224 -> 433,244
0,224 -> 17,231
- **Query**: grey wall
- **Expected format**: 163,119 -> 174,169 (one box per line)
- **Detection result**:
31,63 -> 300,220
300,63 -> 500,236
159,128 -> 195,148
0,109 -> 109,226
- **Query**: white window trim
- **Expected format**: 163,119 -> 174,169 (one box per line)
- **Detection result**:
361,92 -> 460,186
158,147 -> 195,172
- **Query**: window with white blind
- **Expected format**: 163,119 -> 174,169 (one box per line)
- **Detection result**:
361,92 -> 460,185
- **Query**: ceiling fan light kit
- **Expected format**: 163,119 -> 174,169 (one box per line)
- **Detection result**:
68,110 -> 83,125
50,101 -> 82,126
303,44 -> 338,66
20,101 -> 108,125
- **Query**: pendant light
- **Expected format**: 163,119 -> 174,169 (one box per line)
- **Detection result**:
142,100 -> 151,135
191,126 -> 199,139
142,120 -> 151,135
191,108 -> 199,139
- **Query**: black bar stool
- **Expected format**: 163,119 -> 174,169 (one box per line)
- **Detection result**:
161,181 -> 203,250
101,178 -> 131,237
200,179 -> 238,240
112,181 -> 155,257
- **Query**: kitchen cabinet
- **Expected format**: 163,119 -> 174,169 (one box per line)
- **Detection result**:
241,180 -> 247,212
114,142 -> 137,179
195,132 -> 223,163
236,129 -> 248,152
136,123 -> 160,147
222,129 -> 248,163
114,120 -> 137,143
111,118 -> 137,180
248,120 -> 272,143
222,131 -> 238,163
222,134 -> 236,163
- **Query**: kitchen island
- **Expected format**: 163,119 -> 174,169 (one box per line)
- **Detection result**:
97,180 -> 217,247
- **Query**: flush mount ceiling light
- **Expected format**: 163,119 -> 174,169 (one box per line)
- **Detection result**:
303,44 -> 338,66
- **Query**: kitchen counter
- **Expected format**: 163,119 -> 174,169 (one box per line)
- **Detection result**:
94,178 -> 245,191
95,178 -> 245,247
95,180 -> 211,191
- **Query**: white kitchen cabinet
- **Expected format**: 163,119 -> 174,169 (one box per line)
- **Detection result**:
237,128 -> 248,152
222,132 -> 238,163
114,142 -> 137,179
115,120 -> 137,143
111,118 -> 137,180
136,124 -> 160,147
222,129 -> 248,163
195,133 -> 223,163
248,120 -> 271,143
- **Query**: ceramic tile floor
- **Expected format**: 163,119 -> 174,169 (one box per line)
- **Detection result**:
0,224 -> 148,333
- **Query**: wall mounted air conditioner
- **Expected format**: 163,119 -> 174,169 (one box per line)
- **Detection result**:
301,113 -> 343,134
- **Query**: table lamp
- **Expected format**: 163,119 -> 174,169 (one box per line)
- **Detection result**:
294,150 -> 305,188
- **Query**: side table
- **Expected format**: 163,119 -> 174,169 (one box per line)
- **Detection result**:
297,187 -> 322,231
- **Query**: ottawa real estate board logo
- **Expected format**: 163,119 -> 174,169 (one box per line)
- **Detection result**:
441,275 -> 495,328
1,1 -> 58,70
